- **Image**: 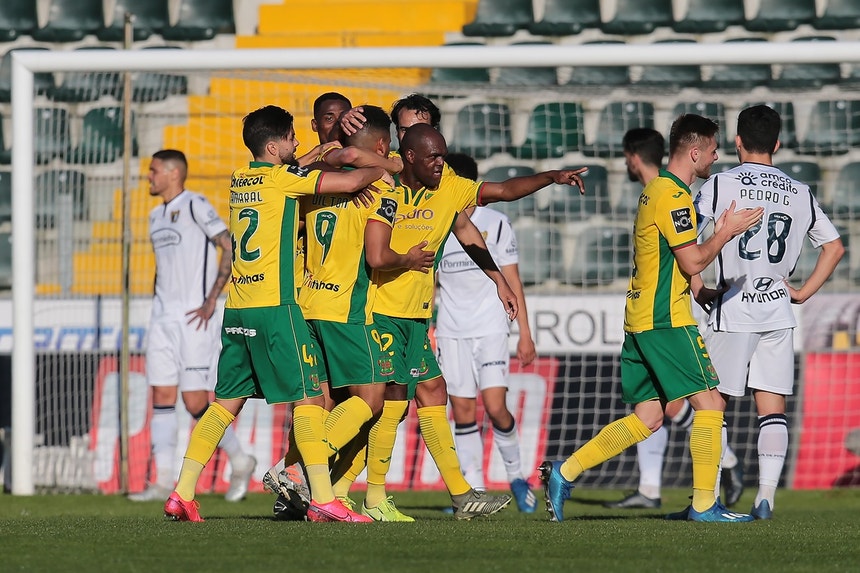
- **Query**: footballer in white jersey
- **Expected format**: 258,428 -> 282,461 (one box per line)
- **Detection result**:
695,163 -> 840,333
149,190 -> 227,319
436,206 -> 518,340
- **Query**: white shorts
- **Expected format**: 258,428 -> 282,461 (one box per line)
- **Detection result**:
145,314 -> 221,392
436,334 -> 509,399
704,326 -> 795,397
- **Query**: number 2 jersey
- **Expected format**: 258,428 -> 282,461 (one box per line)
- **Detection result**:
226,161 -> 323,309
694,162 -> 840,332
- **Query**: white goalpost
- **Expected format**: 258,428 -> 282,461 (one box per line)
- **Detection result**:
8,41 -> 860,495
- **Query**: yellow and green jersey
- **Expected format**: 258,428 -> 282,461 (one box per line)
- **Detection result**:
374,171 -> 483,319
625,169 -> 698,332
299,180 -> 397,324
226,161 -> 322,309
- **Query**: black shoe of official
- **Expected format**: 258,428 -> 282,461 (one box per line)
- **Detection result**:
273,490 -> 309,521
722,464 -> 745,507
604,491 -> 661,509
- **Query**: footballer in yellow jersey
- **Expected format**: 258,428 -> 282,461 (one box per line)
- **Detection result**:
624,169 -> 699,332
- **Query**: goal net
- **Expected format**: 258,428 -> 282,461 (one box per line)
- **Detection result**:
4,43 -> 860,495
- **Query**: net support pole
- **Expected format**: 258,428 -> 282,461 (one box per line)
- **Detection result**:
118,12 -> 134,495
10,56 -> 35,496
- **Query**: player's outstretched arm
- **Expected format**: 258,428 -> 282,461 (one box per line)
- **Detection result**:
786,238 -> 845,304
186,230 -> 232,331
673,201 -> 763,276
317,166 -> 387,195
365,221 -> 435,272
452,211 -> 518,320
297,142 -> 342,167
323,146 -> 402,173
479,168 -> 588,204
501,262 -> 535,365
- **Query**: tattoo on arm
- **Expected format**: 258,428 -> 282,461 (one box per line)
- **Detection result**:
208,230 -> 232,301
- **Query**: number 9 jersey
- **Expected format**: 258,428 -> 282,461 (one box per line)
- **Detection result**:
226,161 -> 323,309
695,163 -> 840,332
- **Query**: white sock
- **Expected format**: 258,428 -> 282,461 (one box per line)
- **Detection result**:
756,414 -> 788,509
715,423 -> 729,497
636,425 -> 667,499
151,405 -> 177,488
454,422 -> 484,489
670,400 -> 693,430
219,425 -> 244,460
492,421 -> 524,483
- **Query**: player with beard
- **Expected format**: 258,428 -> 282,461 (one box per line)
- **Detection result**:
163,104 -> 387,523
540,114 -> 763,523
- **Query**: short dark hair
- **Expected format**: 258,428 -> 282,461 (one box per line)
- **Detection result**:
152,149 -> 187,169
622,128 -> 664,168
343,104 -> 391,146
390,93 -> 441,129
242,105 -> 294,157
313,92 -> 351,117
737,104 -> 781,155
445,152 -> 478,180
669,113 -> 719,156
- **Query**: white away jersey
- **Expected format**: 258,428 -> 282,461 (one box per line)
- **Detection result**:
435,207 -> 518,338
149,190 -> 227,316
695,162 -> 840,332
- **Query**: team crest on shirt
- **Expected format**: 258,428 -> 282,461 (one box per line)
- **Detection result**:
170,210 -> 180,223
670,207 -> 693,233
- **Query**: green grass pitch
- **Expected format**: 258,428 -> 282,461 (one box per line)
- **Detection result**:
2,488 -> 859,572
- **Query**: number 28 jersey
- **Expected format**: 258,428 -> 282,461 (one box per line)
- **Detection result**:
694,162 -> 840,332
226,161 -> 323,310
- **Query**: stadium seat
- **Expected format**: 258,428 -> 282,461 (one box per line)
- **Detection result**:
541,164 -> 610,222
745,101 -> 799,149
511,220 -> 564,285
0,122 -> 9,165
461,0 -> 533,37
513,102 -> 583,160
0,0 -> 36,41
745,0 -> 815,32
49,47 -> 122,103
98,0 -> 169,41
528,0 -> 601,36
671,102 -> 730,151
69,107 -> 138,164
161,0 -> 235,41
34,169 -> 87,227
0,47 -> 55,102
428,43 -> 491,88
495,42 -> 558,87
796,100 -> 860,156
449,102 -> 512,160
601,0 -> 672,35
0,171 -> 10,223
637,40 -> 701,88
703,38 -> 772,89
565,40 -> 630,88
776,161 -> 821,197
672,0 -> 745,33
482,165 -> 537,223
34,107 -> 71,164
770,37 -> 841,89
583,101 -> 655,159
612,179 -> 642,220
31,0 -> 103,42
0,230 -> 10,288
814,0 -> 860,30
829,162 -> 860,219
565,225 -> 632,286
132,46 -> 189,103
